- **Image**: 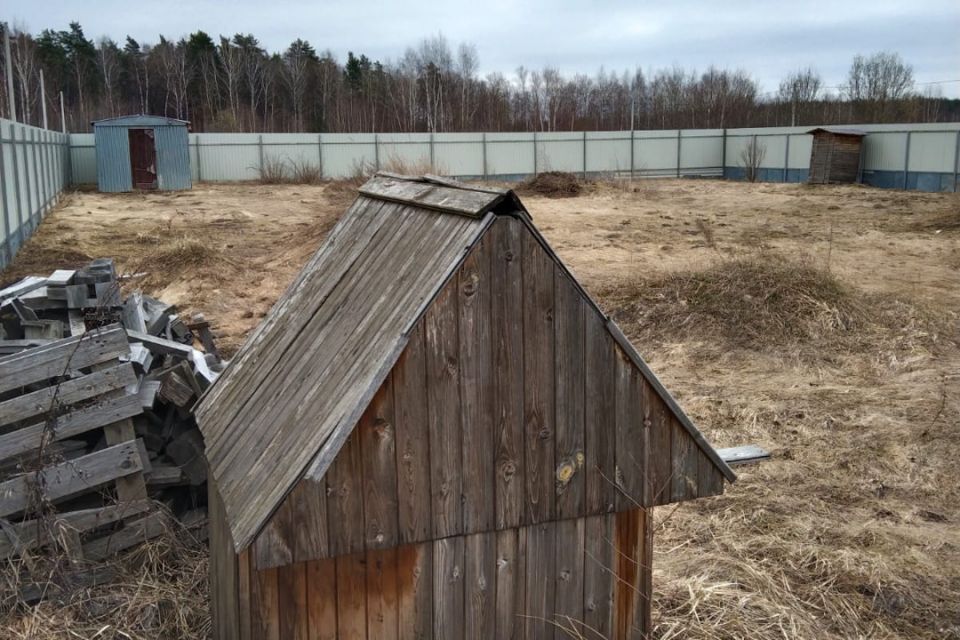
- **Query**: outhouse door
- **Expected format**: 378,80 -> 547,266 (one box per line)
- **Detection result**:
129,128 -> 158,190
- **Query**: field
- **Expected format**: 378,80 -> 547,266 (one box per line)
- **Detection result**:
2,178 -> 958,638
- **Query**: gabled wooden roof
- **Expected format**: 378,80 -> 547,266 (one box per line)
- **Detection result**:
196,174 -> 735,552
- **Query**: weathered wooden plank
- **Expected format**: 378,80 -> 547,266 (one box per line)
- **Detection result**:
83,510 -> 168,561
491,217 -> 525,531
305,558 -> 337,640
127,330 -> 195,357
554,517 -> 585,634
255,491 -> 295,570
366,547 -> 399,640
393,322 -> 432,546
279,562 -> 309,640
585,309 -> 617,515
0,362 -> 137,428
522,230 -> 556,525
433,536 -> 465,640
671,417 -> 698,502
524,522 -> 556,640
103,417 -> 148,503
458,233 -> 495,533
209,479 -> 240,640
397,541 -> 433,640
464,531 -> 496,639
326,430 -> 365,558
698,449 -> 725,497
0,439 -> 148,519
615,350 -> 646,511
0,500 -> 151,559
425,280 -> 463,539
336,552 -> 368,640
613,509 -> 644,640
359,175 -> 503,217
583,514 -> 614,639
239,550 -> 252,640
0,393 -> 142,462
290,478 -> 328,563
0,324 -> 128,395
361,379 -> 399,550
639,509 -> 653,639
495,528 -> 524,639
644,380 -> 672,506
554,270 -> 586,520
252,566 -> 281,640
123,291 -> 148,334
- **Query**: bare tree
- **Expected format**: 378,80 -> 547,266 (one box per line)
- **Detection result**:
846,52 -> 914,121
739,137 -> 766,182
778,67 -> 821,126
12,29 -> 38,125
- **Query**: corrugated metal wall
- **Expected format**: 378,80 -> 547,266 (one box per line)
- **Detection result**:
0,119 -> 71,269
95,122 -> 192,192
94,126 -> 133,193
66,123 -> 960,192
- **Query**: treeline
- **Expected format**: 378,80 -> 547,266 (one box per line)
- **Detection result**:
1,22 -> 957,133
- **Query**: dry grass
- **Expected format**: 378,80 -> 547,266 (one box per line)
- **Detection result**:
517,170 -> 588,198
601,255 -> 865,349
2,524 -> 209,639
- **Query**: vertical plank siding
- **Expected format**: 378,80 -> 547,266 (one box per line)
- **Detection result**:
521,229 -> 556,525
491,217 -> 526,530
425,281 -> 463,540
554,271 -> 586,520
360,381 -> 399,550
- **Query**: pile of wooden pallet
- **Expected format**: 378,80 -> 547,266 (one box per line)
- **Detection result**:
0,259 -> 222,599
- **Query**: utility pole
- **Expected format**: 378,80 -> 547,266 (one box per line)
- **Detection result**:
4,26 -> 17,122
40,69 -> 48,129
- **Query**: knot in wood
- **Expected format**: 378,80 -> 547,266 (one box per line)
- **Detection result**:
500,460 -> 516,478
559,569 -> 571,582
461,275 -> 478,296
504,250 -> 515,262
537,426 -> 551,440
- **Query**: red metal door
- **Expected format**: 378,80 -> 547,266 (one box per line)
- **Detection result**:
129,128 -> 158,190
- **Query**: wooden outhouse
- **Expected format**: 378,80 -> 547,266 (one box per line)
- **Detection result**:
197,173 -> 736,639
807,127 -> 866,184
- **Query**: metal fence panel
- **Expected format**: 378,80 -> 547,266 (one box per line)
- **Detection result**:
0,119 -> 70,269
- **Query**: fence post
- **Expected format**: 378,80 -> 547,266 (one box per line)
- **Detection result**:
0,125 -> 10,264
783,135 -> 790,182
582,130 -> 588,180
533,131 -> 538,176
374,133 -> 380,172
318,133 -> 324,180
429,132 -> 435,172
195,135 -> 203,182
630,128 -> 635,180
676,130 -> 681,178
902,131 -> 911,190
952,130 -> 959,193
25,129 -> 35,231
10,125 -> 24,244
721,128 -> 727,178
258,134 -> 264,175
482,132 -> 487,181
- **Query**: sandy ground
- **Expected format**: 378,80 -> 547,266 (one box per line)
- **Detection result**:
2,179 -> 958,638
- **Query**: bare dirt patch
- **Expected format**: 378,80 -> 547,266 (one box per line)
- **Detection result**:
2,178 -> 958,638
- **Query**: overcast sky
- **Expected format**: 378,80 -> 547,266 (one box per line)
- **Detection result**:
10,0 -> 960,97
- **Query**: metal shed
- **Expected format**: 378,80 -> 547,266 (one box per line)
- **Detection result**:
93,115 -> 191,192
807,127 -> 867,184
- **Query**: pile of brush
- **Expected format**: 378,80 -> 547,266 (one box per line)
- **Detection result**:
0,258 -> 221,606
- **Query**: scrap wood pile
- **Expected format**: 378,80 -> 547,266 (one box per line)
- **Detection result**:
0,258 -> 222,605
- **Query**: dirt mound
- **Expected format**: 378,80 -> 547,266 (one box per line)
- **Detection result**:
518,171 -> 585,198
601,256 -> 865,349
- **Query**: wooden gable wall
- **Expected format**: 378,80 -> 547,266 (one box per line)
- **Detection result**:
252,214 -> 724,570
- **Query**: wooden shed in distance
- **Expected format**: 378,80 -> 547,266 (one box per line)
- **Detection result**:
197,173 -> 736,640
807,127 -> 866,184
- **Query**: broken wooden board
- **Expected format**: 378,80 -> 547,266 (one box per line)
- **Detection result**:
0,439 -> 150,519
718,444 -> 770,466
0,324 -> 129,395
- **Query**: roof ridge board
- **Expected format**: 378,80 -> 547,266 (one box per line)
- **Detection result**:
514,215 -> 736,484
359,175 -> 506,218
235,211 -> 495,551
